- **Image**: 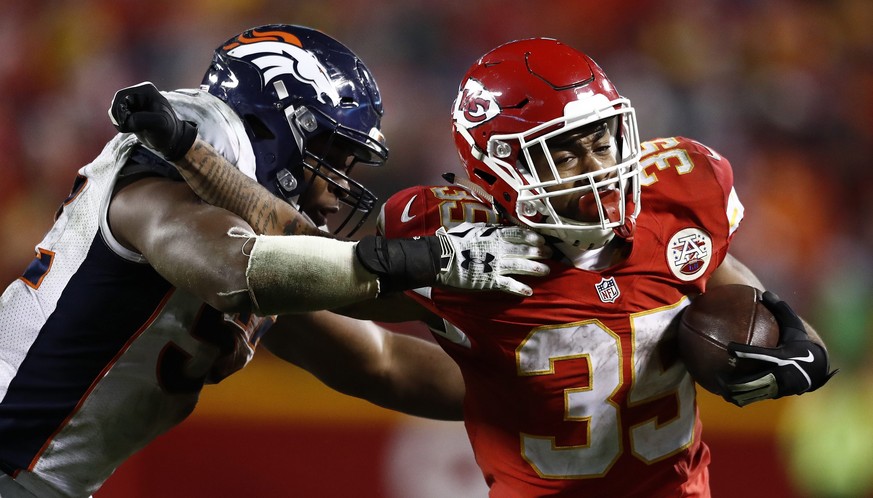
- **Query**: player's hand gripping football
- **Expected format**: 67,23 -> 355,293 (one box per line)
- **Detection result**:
721,291 -> 836,406
108,82 -> 197,161
434,222 -> 550,297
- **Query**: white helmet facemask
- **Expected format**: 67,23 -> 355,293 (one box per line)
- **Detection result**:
482,95 -> 642,249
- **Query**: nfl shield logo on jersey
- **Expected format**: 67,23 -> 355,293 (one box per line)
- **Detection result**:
595,277 -> 620,303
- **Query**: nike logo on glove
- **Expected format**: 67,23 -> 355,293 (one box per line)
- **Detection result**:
790,350 -> 815,363
401,195 -> 417,223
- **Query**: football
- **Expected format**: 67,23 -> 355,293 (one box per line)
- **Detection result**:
677,284 -> 780,396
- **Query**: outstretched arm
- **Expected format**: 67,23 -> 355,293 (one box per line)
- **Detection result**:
109,81 -> 551,314
176,138 -> 552,301
264,310 -> 464,421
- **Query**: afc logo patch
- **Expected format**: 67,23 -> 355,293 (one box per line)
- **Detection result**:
667,227 -> 713,281
595,276 -> 620,303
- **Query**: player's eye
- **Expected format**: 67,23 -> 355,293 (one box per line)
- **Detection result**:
552,153 -> 576,166
593,142 -> 613,155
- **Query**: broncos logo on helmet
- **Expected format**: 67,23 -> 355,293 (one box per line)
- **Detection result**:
224,29 -> 341,107
202,25 -> 388,236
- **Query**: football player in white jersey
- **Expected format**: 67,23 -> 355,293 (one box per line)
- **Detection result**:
0,25 -> 549,497
171,37 -> 838,497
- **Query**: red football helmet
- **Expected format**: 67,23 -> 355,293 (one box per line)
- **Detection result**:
451,38 -> 641,249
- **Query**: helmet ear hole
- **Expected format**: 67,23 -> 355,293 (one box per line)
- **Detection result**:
244,114 -> 275,140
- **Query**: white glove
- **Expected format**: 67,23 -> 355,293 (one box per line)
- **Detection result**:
434,222 -> 550,296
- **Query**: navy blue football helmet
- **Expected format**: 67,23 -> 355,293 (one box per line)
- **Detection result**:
201,24 -> 388,235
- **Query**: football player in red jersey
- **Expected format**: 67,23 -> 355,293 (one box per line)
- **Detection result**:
375,38 -> 833,496
132,37 -> 836,497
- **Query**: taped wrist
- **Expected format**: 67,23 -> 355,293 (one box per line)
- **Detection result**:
354,235 -> 442,294
245,235 -> 379,315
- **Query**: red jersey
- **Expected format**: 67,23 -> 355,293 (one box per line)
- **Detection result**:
380,137 -> 743,497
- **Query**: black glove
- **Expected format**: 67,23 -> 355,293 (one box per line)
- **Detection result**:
721,291 -> 837,406
108,82 -> 197,161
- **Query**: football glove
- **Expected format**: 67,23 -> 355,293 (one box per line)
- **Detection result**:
721,291 -> 836,407
355,222 -> 550,297
108,81 -> 197,161
434,222 -> 550,296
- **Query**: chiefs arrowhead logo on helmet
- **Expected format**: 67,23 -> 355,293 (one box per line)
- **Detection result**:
453,78 -> 500,129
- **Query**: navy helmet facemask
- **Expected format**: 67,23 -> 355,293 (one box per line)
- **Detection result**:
201,24 -> 388,236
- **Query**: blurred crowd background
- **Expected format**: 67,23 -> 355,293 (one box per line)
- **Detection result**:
2,0 -> 871,496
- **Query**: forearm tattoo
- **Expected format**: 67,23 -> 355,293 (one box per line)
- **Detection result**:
180,141 -> 321,236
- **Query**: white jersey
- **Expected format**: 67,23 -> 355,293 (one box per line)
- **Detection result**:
0,91 -> 270,497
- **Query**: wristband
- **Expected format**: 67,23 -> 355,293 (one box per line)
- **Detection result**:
354,235 -> 442,294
